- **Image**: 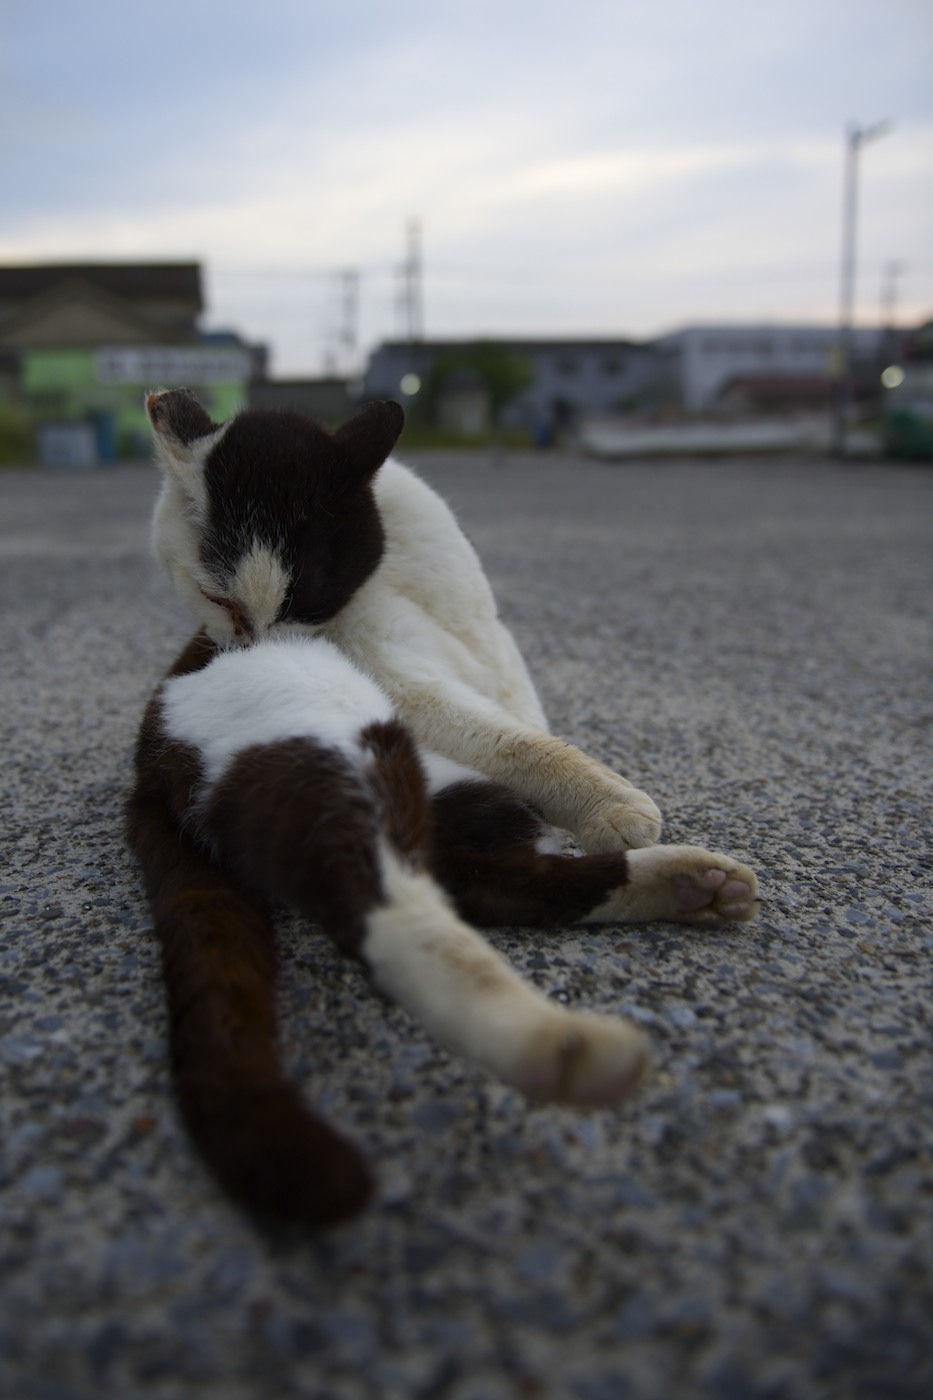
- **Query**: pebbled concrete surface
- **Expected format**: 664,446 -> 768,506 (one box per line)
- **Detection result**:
1,451 -> 931,1400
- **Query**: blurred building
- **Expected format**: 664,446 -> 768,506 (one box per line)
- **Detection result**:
0,263 -> 258,463
363,338 -> 660,438
712,375 -> 835,416
363,325 -> 892,436
654,324 -> 884,414
248,375 -> 356,425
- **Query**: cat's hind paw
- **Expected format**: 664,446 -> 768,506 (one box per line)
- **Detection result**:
515,1013 -> 650,1108
672,864 -> 758,924
611,845 -> 759,926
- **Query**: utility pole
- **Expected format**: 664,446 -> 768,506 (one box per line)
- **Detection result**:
400,218 -> 423,344
832,121 -> 890,458
394,220 -> 425,402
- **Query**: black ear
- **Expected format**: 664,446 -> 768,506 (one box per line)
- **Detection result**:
146,388 -> 219,444
333,400 -> 404,479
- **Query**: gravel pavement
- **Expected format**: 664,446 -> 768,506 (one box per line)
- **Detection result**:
1,450 -> 931,1400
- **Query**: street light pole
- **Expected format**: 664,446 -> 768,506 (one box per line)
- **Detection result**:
832,121 -> 890,458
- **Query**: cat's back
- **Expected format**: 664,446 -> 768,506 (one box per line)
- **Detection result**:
160,636 -> 394,785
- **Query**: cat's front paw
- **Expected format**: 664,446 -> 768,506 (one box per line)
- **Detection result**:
617,845 -> 759,926
514,1013 -> 650,1108
578,785 -> 662,854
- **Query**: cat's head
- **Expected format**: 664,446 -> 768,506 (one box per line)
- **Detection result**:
147,388 -> 404,645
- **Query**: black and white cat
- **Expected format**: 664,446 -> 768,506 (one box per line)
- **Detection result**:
127,389 -> 758,1226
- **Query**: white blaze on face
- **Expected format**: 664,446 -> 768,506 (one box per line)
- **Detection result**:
228,540 -> 290,636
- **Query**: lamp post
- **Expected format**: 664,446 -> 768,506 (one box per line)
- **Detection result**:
832,120 -> 890,458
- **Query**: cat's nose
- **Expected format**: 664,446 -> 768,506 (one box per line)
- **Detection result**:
227,601 -> 255,642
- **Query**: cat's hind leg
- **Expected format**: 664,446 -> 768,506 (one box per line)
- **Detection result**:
359,733 -> 650,1106
200,722 -> 648,1108
430,778 -> 759,928
362,855 -> 650,1107
587,844 -> 759,926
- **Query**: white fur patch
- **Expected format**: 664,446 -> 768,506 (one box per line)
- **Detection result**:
420,751 -> 486,795
229,541 -> 289,632
161,636 -> 395,789
151,419 -> 231,518
334,460 -> 548,732
364,848 -> 648,1103
363,849 -> 537,1072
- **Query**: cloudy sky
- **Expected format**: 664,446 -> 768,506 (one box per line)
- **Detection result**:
3,0 -> 931,375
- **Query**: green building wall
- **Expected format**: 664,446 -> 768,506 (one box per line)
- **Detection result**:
22,348 -> 247,460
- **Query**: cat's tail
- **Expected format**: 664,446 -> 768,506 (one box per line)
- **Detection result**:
126,791 -> 373,1227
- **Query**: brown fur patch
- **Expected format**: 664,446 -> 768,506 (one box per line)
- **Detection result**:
432,777 -> 546,852
359,719 -> 432,867
165,628 -> 220,679
201,736 -> 384,957
431,780 -> 632,928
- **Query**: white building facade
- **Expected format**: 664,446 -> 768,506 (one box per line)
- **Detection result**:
655,324 -> 884,412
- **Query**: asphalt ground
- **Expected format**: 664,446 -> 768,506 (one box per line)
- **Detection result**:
1,449 -> 931,1400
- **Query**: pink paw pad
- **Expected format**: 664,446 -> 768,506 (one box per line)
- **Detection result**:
721,878 -> 752,903
719,878 -> 755,919
674,868 -> 727,913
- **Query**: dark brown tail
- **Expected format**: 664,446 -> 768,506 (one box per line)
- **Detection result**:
126,789 -> 373,1226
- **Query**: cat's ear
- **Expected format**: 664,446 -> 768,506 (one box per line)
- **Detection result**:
146,388 -> 225,500
146,387 -> 219,447
333,400 -> 404,480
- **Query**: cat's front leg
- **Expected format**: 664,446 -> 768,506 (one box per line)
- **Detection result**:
407,695 -> 662,852
480,729 -> 663,853
572,759 -> 664,854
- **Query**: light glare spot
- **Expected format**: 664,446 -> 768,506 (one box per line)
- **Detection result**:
400,373 -> 421,396
881,365 -> 905,389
